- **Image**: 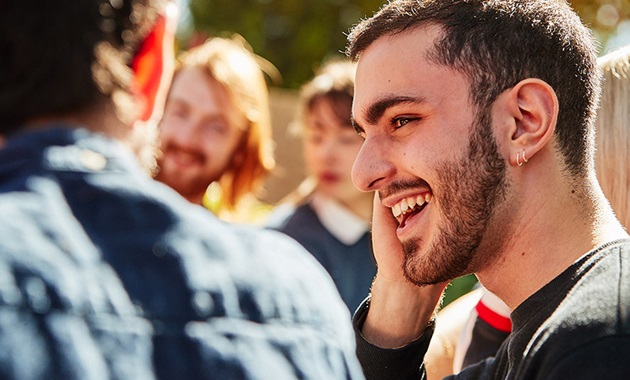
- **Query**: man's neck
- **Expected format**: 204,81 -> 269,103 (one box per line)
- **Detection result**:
27,101 -> 129,141
186,193 -> 205,207
477,170 -> 629,311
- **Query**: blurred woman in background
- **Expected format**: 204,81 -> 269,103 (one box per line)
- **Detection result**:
267,59 -> 376,312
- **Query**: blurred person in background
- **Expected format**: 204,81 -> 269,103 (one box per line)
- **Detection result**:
0,1 -> 365,378
596,44 -> 630,229
267,59 -> 376,312
155,35 -> 277,223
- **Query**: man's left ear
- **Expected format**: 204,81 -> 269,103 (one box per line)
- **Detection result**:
500,78 -> 558,167
131,2 -> 178,123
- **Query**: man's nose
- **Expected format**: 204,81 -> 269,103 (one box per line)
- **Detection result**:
170,119 -> 201,147
352,135 -> 395,192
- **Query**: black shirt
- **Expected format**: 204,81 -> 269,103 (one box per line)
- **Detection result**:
354,239 -> 630,379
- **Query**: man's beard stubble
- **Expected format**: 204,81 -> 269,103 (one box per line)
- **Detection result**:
402,108 -> 509,286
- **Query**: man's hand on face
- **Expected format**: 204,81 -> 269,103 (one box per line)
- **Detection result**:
370,192 -> 409,282
362,193 -> 447,348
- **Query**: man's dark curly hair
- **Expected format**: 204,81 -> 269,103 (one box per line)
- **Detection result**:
0,0 -> 166,136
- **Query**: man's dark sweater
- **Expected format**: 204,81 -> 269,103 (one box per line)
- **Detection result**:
354,239 -> 630,379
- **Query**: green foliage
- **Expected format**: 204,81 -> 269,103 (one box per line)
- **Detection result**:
185,0 -> 630,89
187,0 -> 384,89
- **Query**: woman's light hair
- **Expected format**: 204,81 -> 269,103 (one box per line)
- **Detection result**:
595,45 -> 630,228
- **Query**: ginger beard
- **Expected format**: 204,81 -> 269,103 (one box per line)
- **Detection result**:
395,108 -> 509,286
154,68 -> 247,204
155,141 -> 225,198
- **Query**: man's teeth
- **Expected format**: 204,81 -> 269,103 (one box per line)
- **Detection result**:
392,194 -> 432,218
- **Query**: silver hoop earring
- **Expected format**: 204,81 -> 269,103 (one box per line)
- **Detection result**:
522,150 -> 528,163
516,152 -> 523,166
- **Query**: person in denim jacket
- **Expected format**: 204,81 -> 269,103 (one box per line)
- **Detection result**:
0,1 -> 364,379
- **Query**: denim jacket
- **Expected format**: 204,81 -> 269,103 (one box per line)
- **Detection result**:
0,126 -> 364,380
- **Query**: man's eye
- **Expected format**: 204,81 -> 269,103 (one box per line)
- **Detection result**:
204,122 -> 228,135
394,118 -> 411,128
352,123 -> 366,139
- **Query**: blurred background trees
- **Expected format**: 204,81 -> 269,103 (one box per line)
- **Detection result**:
178,0 -> 630,89
183,0 -> 384,88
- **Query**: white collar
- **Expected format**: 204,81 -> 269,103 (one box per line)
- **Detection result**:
310,193 -> 370,245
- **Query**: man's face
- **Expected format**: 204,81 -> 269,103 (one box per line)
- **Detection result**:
155,67 -> 246,203
352,26 -> 509,286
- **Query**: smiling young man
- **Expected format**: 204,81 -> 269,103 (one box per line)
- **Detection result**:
346,1 -> 630,379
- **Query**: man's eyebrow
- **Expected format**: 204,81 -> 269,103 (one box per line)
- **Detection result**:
363,96 -> 423,125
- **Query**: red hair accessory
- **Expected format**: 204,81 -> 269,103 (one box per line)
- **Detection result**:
131,14 -> 167,122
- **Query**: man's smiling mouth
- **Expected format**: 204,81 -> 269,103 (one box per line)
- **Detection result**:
392,193 -> 432,228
